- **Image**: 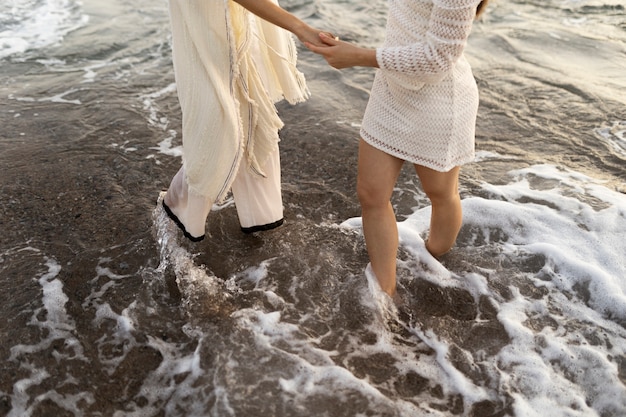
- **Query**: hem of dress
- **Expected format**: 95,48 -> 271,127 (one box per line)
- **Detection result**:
360,129 -> 475,173
241,218 -> 284,234
162,199 -> 206,242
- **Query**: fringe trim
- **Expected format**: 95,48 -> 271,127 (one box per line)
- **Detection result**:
210,0 -> 246,204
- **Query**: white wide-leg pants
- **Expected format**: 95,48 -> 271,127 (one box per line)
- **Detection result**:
162,150 -> 284,241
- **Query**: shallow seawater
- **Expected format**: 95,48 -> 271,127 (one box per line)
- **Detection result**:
1,0 -> 625,416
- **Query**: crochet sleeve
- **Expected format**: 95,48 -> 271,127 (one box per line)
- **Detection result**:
376,0 -> 480,83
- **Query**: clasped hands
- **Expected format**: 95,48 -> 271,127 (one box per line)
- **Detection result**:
305,32 -> 378,70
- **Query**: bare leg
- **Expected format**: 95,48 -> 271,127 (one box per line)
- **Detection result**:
414,165 -> 462,257
357,139 -> 404,296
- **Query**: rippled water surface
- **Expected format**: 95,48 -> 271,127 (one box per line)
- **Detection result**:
1,0 -> 625,416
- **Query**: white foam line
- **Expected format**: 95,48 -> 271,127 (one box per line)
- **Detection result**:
142,83 -> 176,130
149,130 -> 183,157
237,307 -> 443,415
117,335 -> 205,417
8,256 -> 89,416
82,261 -> 131,310
8,89 -> 82,105
496,289 -> 603,415
8,366 -> 49,417
473,150 -> 520,162
9,258 -> 84,360
0,0 -> 89,60
227,259 -> 275,289
141,84 -> 184,159
31,391 -> 95,416
409,328 -> 488,406
278,359 -> 444,416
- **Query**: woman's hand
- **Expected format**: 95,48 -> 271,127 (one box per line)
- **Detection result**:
305,33 -> 378,69
293,22 -> 335,48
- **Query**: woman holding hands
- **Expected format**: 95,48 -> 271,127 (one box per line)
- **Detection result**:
307,0 -> 489,297
162,0 -> 328,241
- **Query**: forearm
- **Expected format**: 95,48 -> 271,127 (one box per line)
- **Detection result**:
233,0 -> 307,36
343,45 -> 379,68
377,1 -> 478,77
357,47 -> 379,68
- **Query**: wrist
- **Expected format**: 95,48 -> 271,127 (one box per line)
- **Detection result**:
359,48 -> 378,68
291,20 -> 308,39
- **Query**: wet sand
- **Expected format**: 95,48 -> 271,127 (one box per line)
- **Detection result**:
0,83 -> 524,415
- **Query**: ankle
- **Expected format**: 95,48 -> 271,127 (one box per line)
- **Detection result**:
425,239 -> 452,258
379,281 -> 397,297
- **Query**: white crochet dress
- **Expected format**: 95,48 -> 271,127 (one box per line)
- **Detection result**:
361,0 -> 481,172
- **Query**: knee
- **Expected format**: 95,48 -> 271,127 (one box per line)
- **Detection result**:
357,179 -> 387,210
422,183 -> 459,206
